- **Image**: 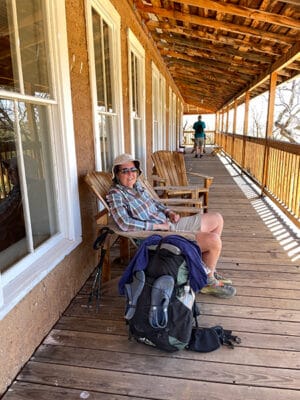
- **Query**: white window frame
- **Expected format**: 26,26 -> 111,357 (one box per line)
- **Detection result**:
177,99 -> 184,149
85,0 -> 124,171
0,0 -> 82,319
152,62 -> 166,151
128,29 -> 146,174
168,88 -> 177,150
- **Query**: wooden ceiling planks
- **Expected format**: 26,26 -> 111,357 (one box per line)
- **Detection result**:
131,0 -> 300,113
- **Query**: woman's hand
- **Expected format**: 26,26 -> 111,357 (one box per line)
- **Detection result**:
153,222 -> 170,231
168,211 -> 180,223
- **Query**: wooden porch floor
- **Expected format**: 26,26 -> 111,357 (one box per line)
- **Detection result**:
3,148 -> 300,400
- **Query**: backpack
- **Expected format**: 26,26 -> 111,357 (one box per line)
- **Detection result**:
124,240 -> 199,352
122,236 -> 241,353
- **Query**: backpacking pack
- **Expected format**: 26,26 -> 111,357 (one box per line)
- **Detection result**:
124,240 -> 199,352
122,234 -> 241,353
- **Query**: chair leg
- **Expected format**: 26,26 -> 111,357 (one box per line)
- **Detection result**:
102,247 -> 111,282
203,192 -> 209,212
119,237 -> 131,264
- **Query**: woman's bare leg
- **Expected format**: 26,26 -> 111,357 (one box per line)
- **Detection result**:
195,231 -> 222,275
200,212 -> 223,236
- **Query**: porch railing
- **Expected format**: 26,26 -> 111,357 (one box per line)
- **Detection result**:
183,130 -> 215,146
215,132 -> 300,228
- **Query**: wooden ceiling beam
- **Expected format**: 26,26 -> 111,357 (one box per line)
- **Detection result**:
171,70 -> 243,88
164,51 -> 257,79
137,5 -> 296,43
153,32 -> 274,64
170,0 -> 300,30
276,0 -> 300,5
162,49 -> 260,78
146,21 -> 282,56
178,83 -> 238,101
168,63 -> 248,86
132,0 -> 299,111
179,95 -> 221,112
223,42 -> 300,108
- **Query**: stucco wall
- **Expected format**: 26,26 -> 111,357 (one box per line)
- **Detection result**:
0,0 -> 96,395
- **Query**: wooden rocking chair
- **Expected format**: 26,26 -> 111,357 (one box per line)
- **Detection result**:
151,150 -> 214,211
84,171 -> 202,284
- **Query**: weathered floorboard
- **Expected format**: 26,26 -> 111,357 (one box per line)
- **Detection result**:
3,148 -> 300,400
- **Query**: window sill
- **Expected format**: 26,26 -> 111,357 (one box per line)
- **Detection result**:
0,236 -> 82,320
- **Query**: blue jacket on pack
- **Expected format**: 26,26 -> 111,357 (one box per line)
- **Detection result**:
118,234 -> 207,295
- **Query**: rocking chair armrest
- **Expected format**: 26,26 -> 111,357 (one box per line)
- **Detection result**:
166,205 -> 202,214
95,209 -> 109,224
153,185 -> 209,194
186,172 -> 214,188
152,186 -> 195,197
187,171 -> 213,180
158,198 -> 202,206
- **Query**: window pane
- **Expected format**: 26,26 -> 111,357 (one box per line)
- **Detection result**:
99,113 -> 114,171
20,103 -> 58,248
0,2 -> 19,92
92,8 -> 105,109
92,11 -> 113,112
0,99 -> 26,267
17,0 -> 51,97
131,52 -> 138,116
134,117 -> 142,159
0,99 -> 58,270
0,0 -> 51,97
103,20 -> 112,111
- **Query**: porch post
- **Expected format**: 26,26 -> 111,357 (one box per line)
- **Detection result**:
225,105 -> 229,133
261,71 -> 277,194
215,111 -> 219,145
231,99 -> 237,161
242,91 -> 250,170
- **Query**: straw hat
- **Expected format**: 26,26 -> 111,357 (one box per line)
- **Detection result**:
112,153 -> 142,180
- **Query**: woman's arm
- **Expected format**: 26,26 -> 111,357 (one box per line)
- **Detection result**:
107,190 -> 147,231
107,188 -> 170,231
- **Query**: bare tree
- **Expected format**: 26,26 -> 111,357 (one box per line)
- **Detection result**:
273,79 -> 300,143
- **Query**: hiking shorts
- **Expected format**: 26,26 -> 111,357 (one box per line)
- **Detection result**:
169,212 -> 202,232
195,137 -> 205,146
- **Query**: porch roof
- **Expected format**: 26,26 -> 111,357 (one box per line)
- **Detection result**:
130,0 -> 300,114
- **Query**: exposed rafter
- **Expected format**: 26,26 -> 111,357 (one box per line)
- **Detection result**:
131,0 -> 300,113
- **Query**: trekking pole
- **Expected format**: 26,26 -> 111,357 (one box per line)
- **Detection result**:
88,227 -> 114,311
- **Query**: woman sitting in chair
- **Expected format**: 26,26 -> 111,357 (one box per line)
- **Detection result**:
107,153 -> 236,299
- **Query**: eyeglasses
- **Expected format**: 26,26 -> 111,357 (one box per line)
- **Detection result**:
119,167 -> 138,174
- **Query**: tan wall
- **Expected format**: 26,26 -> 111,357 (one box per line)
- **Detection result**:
0,0 -> 96,395
0,0 -> 182,394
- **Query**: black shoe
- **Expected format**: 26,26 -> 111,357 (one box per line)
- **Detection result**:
194,154 -> 198,158
199,154 -> 203,158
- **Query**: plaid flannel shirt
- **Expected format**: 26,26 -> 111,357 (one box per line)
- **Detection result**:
106,180 -> 169,231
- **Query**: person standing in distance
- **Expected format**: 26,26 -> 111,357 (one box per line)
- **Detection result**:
192,115 -> 206,158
